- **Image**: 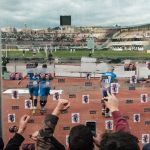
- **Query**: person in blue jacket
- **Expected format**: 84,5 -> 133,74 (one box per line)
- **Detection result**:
18,63 -> 39,114
39,64 -> 53,114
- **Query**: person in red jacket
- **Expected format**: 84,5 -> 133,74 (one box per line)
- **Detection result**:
97,92 -> 140,150
104,92 -> 130,133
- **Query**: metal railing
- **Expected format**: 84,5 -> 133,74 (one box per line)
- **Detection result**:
0,29 -> 3,137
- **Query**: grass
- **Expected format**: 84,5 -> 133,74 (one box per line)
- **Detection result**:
2,49 -> 150,60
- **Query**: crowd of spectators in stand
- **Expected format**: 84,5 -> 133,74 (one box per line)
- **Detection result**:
0,93 -> 149,150
1,28 -> 115,49
2,31 -> 87,49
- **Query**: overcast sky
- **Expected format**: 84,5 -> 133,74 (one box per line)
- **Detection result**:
1,0 -> 150,28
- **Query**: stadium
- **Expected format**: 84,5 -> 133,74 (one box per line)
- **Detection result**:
0,1 -> 150,150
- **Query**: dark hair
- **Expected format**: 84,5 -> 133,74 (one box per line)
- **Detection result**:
0,137 -> 4,150
68,125 -> 94,150
34,62 -> 38,67
99,132 -> 140,150
42,64 -> 47,68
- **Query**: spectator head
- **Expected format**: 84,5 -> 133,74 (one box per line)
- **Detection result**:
142,144 -> 150,150
68,125 -> 94,150
34,62 -> 38,68
99,132 -> 140,150
42,64 -> 47,68
45,73 -> 50,80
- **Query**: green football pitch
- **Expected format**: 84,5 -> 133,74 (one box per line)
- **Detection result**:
2,49 -> 150,60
